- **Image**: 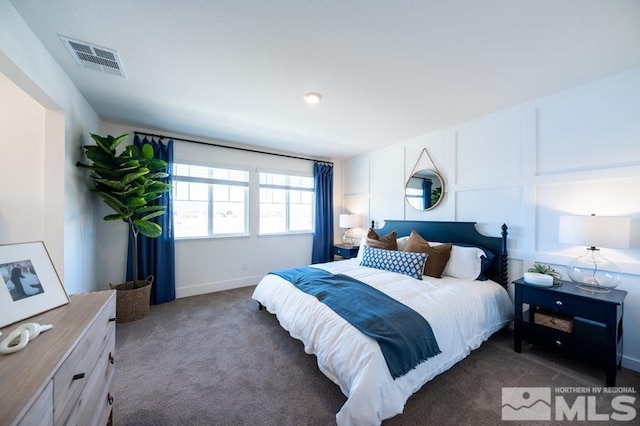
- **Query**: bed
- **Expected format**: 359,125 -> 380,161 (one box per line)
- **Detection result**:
252,220 -> 513,425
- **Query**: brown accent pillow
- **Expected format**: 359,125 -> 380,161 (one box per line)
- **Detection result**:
366,228 -> 398,251
404,230 -> 452,278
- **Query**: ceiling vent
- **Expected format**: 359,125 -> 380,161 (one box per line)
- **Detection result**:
60,35 -> 127,78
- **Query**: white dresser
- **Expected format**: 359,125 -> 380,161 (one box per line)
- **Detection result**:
0,291 -> 116,426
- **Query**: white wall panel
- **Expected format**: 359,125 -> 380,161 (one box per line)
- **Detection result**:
456,107 -> 523,185
371,195 -> 405,229
536,68 -> 640,175
370,145 -> 404,196
455,186 -> 523,250
404,200 -> 452,222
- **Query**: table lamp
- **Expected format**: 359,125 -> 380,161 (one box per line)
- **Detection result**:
558,214 -> 630,292
339,214 -> 359,245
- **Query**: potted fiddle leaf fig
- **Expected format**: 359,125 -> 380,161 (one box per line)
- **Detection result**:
77,133 -> 171,322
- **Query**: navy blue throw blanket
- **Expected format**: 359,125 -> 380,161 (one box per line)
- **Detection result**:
270,267 -> 441,379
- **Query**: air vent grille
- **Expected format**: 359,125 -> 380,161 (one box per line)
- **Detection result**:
60,35 -> 127,78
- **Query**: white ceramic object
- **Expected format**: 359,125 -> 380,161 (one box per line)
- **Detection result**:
0,323 -> 53,354
523,272 -> 554,287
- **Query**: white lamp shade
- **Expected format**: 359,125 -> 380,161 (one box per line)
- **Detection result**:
339,214 -> 359,229
559,215 -> 630,249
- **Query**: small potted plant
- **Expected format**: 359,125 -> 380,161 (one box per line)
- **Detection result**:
77,133 -> 171,322
527,263 -> 562,286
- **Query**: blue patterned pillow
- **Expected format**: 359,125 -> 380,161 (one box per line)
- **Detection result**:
360,246 -> 427,280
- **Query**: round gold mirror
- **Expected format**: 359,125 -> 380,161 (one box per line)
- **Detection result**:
405,169 -> 444,210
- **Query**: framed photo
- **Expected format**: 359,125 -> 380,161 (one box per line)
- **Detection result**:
0,241 -> 69,328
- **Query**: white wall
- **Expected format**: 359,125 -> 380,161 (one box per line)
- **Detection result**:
98,124 -> 342,298
343,67 -> 640,372
0,0 -> 103,293
0,74 -> 45,243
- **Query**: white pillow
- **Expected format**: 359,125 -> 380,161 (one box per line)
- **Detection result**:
355,236 -> 367,262
396,236 -> 410,252
430,242 -> 484,280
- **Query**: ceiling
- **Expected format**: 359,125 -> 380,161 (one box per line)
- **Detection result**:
10,0 -> 640,160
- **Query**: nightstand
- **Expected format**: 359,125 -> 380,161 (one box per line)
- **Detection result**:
513,278 -> 627,386
333,244 -> 359,259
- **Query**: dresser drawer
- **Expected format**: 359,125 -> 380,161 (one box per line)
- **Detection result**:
18,381 -> 53,426
72,330 -> 116,426
521,286 -> 606,322
54,295 -> 116,425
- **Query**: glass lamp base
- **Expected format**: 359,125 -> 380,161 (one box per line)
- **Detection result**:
567,248 -> 621,292
342,230 -> 356,245
575,283 -> 613,293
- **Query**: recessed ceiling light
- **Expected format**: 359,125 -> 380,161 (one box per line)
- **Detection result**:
304,92 -> 322,104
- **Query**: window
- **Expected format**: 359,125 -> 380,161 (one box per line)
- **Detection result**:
173,164 -> 249,238
259,172 -> 313,234
405,187 -> 422,210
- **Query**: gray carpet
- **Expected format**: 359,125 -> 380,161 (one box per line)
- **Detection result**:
114,286 -> 639,425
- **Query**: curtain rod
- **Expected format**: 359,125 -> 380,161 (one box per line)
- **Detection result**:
134,131 -> 333,165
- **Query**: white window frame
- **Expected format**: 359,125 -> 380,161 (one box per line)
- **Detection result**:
258,171 -> 314,235
173,163 -> 249,239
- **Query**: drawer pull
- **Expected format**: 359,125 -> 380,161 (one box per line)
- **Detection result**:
72,373 -> 85,381
107,393 -> 114,405
555,300 -> 563,306
555,340 -> 563,347
109,352 -> 115,365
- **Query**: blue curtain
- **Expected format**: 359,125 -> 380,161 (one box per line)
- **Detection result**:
422,178 -> 432,209
126,135 -> 176,304
311,162 -> 334,264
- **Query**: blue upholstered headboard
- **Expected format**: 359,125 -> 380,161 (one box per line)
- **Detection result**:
373,220 -> 509,287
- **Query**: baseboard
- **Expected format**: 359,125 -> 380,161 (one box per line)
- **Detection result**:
622,354 -> 640,373
176,275 -> 262,299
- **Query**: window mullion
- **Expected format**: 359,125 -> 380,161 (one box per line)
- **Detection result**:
285,189 -> 290,232
208,183 -> 214,236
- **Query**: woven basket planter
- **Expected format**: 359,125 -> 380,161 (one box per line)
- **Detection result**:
110,276 -> 154,323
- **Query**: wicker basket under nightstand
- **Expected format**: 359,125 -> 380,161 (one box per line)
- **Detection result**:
533,307 -> 574,333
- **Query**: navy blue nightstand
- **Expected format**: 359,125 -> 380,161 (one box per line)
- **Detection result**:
333,244 -> 359,260
513,278 -> 627,386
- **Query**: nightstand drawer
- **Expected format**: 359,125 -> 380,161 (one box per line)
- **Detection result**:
522,322 -> 606,365
333,244 -> 359,259
521,286 -> 606,322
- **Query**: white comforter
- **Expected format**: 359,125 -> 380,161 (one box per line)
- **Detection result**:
252,259 -> 513,426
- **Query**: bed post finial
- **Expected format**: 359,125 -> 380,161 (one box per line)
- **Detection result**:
501,224 -> 508,287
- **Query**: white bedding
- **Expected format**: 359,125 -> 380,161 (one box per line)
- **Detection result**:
252,259 -> 514,425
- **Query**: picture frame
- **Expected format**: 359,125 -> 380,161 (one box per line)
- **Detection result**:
0,241 -> 69,328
